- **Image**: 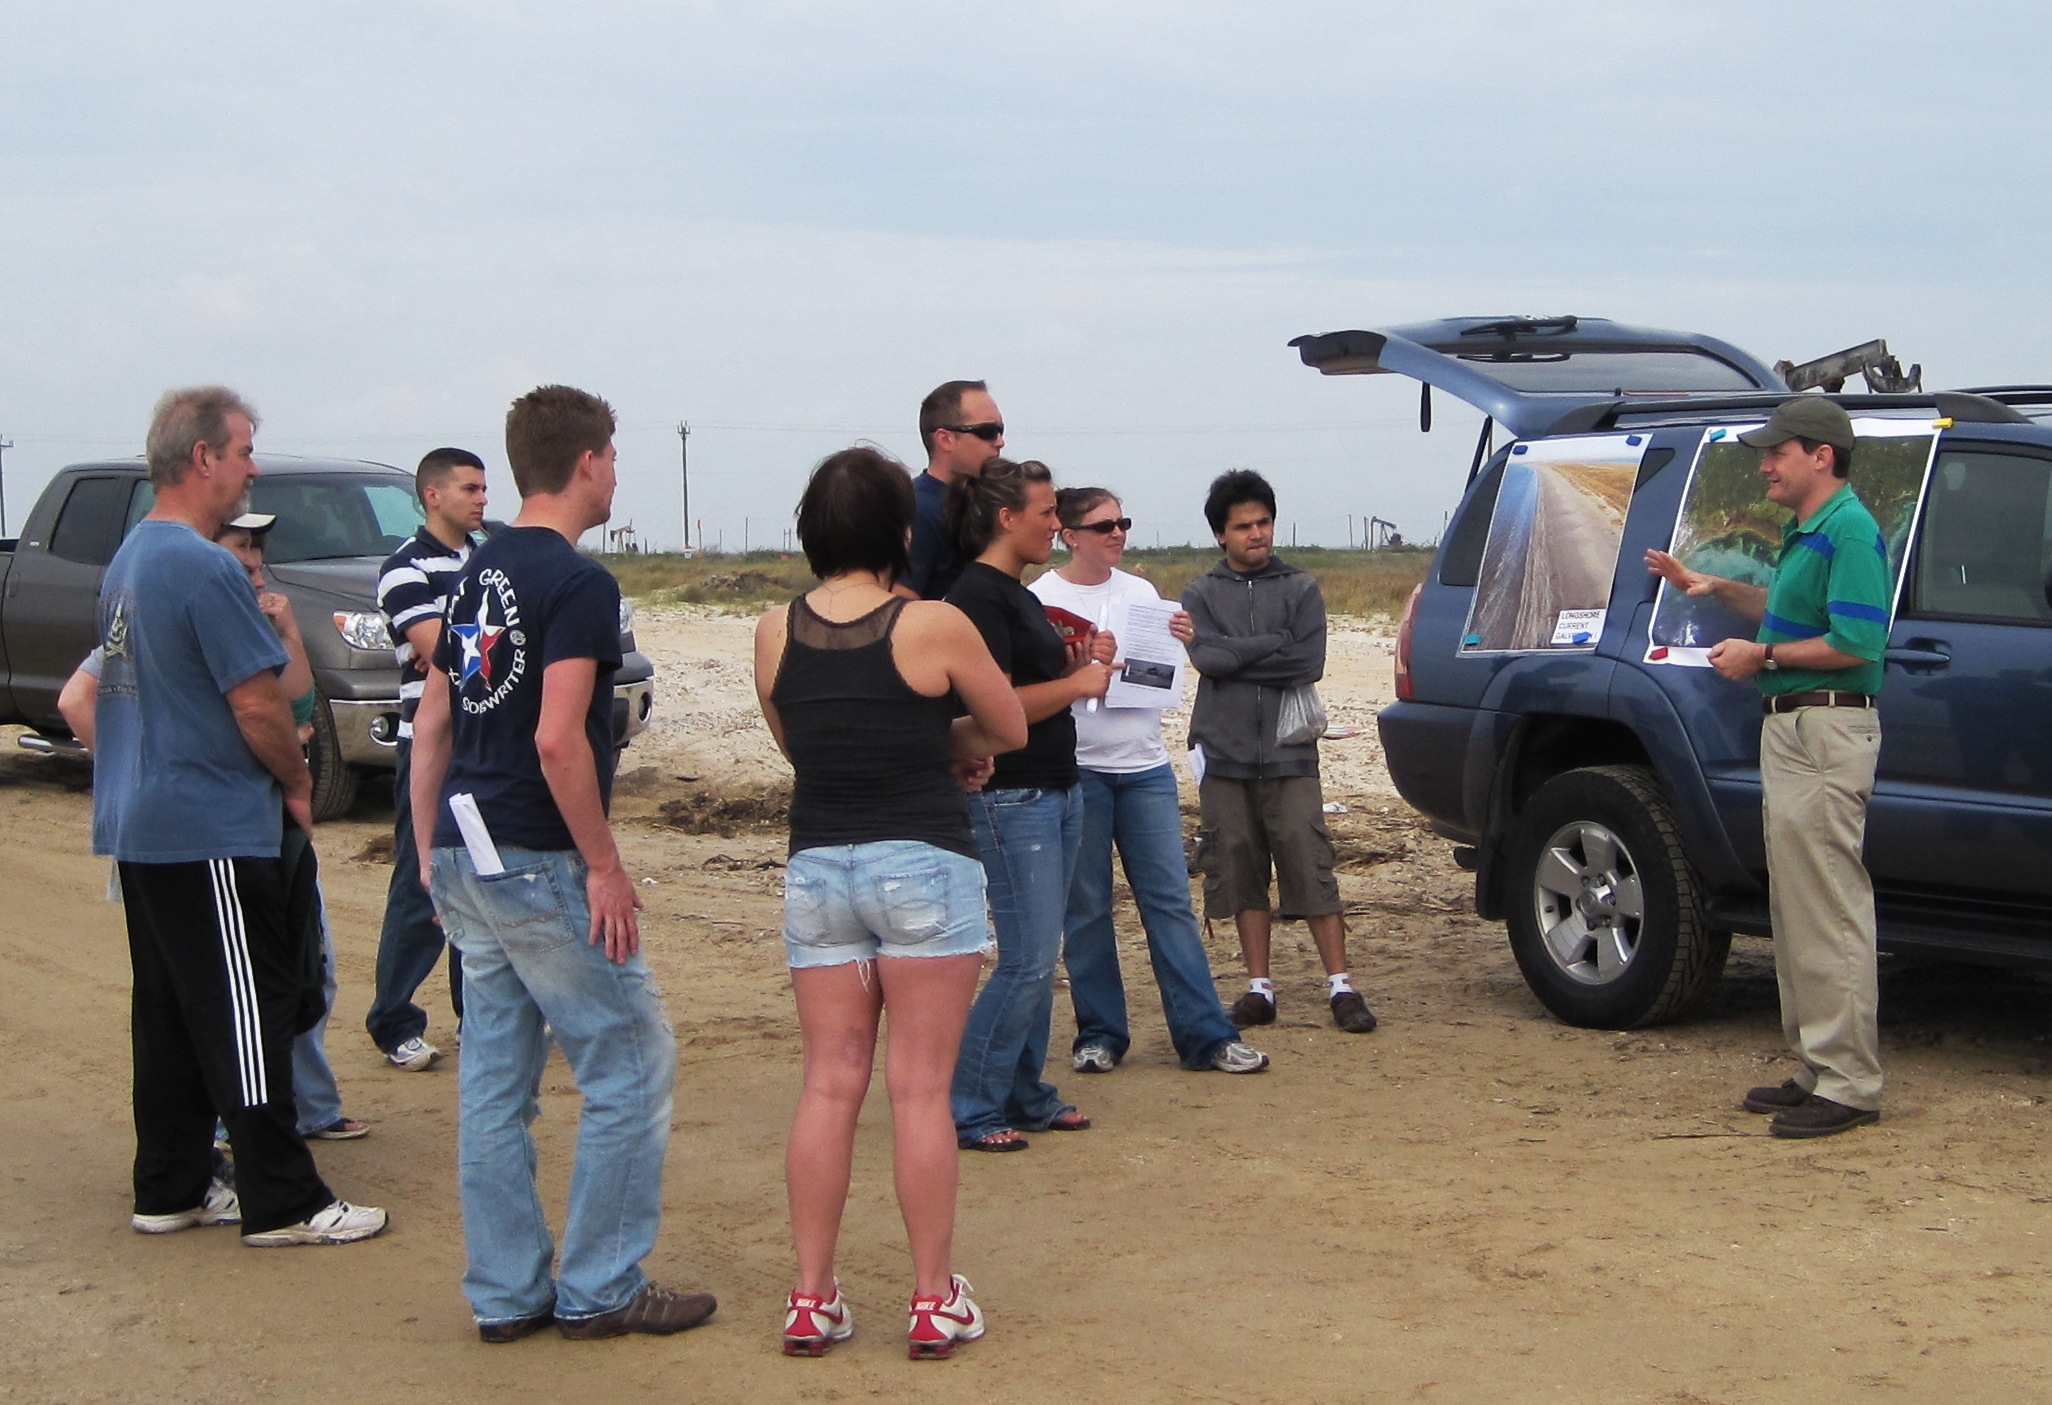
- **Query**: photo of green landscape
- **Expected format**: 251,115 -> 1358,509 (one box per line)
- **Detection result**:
1649,428 -> 1936,653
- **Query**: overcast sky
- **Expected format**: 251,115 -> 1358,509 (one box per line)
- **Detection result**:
4,2 -> 2047,552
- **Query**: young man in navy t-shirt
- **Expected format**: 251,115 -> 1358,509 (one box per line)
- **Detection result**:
408,384 -> 716,1343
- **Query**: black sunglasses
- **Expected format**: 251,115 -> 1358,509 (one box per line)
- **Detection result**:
943,421 -> 1004,442
1070,517 -> 1133,535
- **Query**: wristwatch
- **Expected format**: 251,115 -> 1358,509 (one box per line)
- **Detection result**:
1763,644 -> 1780,671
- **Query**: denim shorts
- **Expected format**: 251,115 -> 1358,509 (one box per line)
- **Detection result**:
781,840 -> 990,969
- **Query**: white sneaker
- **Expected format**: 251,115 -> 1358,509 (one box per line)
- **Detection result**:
907,1274 -> 984,1359
241,1198 -> 388,1247
782,1280 -> 854,1356
1071,1043 -> 1117,1074
1210,1040 -> 1271,1074
387,1036 -> 441,1071
132,1177 -> 241,1234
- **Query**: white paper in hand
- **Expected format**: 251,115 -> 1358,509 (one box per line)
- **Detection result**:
448,792 -> 506,876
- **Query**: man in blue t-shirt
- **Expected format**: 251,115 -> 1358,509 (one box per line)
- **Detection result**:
364,446 -> 488,1071
409,384 -> 715,1344
902,379 -> 1004,600
96,385 -> 386,1248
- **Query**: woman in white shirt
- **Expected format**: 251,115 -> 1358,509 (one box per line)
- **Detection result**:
1028,489 -> 1270,1075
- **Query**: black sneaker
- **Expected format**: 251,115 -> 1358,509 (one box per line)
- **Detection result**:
1229,991 -> 1276,1028
1330,990 -> 1378,1034
557,1283 -> 718,1339
1741,1079 -> 1810,1114
1769,1095 -> 1880,1139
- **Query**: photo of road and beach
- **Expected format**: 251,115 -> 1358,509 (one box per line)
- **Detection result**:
1462,437 -> 1644,652
1648,428 -> 1936,655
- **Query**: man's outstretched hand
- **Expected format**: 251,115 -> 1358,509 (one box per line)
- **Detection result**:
1646,548 -> 1714,596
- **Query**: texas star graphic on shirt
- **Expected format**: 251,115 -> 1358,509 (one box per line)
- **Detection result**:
451,593 -> 507,688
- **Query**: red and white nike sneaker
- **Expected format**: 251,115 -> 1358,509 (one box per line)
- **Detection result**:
782,1282 -> 853,1356
907,1274 -> 984,1359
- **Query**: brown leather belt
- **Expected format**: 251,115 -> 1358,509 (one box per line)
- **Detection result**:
1762,690 -> 1875,715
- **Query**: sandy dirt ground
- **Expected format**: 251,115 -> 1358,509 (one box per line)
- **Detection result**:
5,605 -> 2052,1404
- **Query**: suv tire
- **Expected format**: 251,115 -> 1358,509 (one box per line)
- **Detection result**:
305,689 -> 361,823
1504,764 -> 1729,1029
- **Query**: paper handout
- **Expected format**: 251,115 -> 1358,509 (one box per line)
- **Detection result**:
1105,596 -> 1188,710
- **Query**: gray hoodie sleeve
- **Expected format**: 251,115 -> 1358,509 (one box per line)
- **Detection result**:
1182,572 -> 1325,684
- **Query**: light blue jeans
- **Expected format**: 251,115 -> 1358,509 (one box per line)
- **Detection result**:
430,846 -> 677,1327
951,785 -> 1084,1142
1066,765 -> 1240,1069
290,899 -> 345,1133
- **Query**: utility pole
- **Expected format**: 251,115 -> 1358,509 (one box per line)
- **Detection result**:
0,437 -> 12,536
676,421 -> 691,553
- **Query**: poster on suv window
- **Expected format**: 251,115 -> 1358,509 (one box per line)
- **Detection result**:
1646,418 -> 1936,666
1459,434 -> 1647,653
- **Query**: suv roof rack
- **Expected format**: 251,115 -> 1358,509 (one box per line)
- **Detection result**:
1540,390 -> 2030,438
1952,385 -> 2052,410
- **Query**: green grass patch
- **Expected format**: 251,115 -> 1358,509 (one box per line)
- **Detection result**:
595,546 -> 1432,620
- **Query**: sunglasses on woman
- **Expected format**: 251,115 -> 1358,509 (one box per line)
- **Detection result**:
1070,517 -> 1133,534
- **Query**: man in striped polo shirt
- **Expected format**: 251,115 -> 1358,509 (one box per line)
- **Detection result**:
365,447 -> 488,1070
1648,397 -> 1890,1138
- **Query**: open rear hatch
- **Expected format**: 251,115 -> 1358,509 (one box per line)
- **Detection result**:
1289,315 -> 1783,442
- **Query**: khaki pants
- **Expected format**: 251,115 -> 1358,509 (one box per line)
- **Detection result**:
1760,706 -> 1883,1110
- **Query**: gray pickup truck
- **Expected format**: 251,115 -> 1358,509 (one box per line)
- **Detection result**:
0,456 -> 656,819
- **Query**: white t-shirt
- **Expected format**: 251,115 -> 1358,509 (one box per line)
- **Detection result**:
1027,567 -> 1184,774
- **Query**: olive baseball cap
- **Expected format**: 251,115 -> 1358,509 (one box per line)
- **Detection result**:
1738,397 -> 1856,452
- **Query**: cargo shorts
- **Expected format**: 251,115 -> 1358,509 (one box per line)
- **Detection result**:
1194,774 -> 1343,921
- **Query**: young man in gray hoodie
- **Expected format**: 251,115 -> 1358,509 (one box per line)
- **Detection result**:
1182,471 -> 1376,1034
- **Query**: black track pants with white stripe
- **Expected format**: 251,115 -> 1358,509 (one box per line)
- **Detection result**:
119,857 -> 334,1233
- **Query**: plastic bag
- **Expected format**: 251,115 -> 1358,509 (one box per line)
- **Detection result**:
1275,684 -> 1328,747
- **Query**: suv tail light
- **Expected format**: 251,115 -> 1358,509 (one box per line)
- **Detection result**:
1394,583 -> 1423,700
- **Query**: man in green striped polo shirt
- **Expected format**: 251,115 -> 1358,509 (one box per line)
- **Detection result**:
1646,397 -> 1889,1139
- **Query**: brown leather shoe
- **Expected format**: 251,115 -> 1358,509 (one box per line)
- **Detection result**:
1769,1095 -> 1879,1139
479,1302 -> 555,1344
1741,1079 -> 1810,1114
1229,991 -> 1276,1028
1330,990 -> 1378,1034
556,1284 -> 719,1339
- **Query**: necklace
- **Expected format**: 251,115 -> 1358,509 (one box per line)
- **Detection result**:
811,574 -> 889,619
819,573 -> 886,598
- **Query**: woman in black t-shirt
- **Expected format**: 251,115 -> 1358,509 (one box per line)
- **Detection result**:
943,458 -> 1113,1152
753,448 -> 1025,1357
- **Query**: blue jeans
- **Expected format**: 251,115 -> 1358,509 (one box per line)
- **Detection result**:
951,785 -> 1084,1142
429,846 -> 677,1326
366,747 -> 463,1054
291,899 -> 345,1132
1067,765 -> 1239,1069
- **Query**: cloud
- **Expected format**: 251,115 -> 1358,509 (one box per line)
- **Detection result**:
3,3 -> 2049,544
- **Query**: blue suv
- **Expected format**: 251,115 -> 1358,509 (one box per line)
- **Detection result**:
1292,316 -> 2052,1027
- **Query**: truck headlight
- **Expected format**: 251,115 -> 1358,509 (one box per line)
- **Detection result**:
333,611 -> 393,651
619,597 -> 635,634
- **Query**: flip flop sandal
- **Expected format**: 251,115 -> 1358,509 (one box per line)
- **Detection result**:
309,1118 -> 370,1140
1042,1110 -> 1091,1132
960,1129 -> 1029,1152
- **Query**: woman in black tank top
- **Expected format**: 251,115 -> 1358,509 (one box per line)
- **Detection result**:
752,448 -> 1024,1357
